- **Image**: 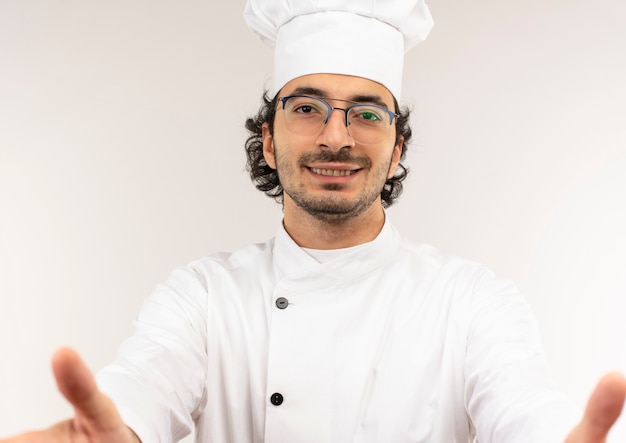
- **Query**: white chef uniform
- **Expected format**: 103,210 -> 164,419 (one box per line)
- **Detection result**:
96,217 -> 577,442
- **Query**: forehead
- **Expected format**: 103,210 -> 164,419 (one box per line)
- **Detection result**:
279,74 -> 396,108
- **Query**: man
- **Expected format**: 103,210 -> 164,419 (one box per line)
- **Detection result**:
2,0 -> 625,442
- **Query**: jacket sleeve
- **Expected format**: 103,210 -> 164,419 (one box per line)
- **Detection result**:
464,267 -> 579,443
96,264 -> 209,443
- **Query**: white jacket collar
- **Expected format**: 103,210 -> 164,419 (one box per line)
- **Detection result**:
271,215 -> 402,295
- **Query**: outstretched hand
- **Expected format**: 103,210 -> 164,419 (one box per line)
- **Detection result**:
565,372 -> 626,443
0,348 -> 140,443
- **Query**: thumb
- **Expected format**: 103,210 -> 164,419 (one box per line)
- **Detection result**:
567,372 -> 626,442
52,347 -> 121,428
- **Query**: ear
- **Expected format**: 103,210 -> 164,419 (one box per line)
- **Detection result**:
262,123 -> 277,170
387,136 -> 403,179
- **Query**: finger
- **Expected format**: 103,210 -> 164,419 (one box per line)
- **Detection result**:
51,348 -> 121,429
576,371 -> 626,442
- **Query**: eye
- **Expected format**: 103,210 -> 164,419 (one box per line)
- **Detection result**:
294,104 -> 316,114
351,106 -> 384,123
286,97 -> 326,116
358,110 -> 381,121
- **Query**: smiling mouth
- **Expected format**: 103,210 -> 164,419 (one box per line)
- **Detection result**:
309,167 -> 359,177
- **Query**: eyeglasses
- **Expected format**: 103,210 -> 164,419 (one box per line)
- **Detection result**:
277,95 -> 398,144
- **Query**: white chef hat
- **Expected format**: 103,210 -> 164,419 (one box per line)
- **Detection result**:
244,0 -> 433,99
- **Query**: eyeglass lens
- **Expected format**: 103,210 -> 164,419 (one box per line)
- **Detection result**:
280,96 -> 394,144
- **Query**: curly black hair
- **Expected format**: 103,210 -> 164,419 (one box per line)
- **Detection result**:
244,92 -> 412,208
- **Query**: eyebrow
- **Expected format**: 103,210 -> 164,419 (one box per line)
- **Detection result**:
286,86 -> 392,110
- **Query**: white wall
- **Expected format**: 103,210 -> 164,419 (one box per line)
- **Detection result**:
1,0 -> 624,440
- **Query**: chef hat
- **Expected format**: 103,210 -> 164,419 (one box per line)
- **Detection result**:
244,0 -> 433,99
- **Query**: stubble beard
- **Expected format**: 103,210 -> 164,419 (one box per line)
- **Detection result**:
275,146 -> 394,225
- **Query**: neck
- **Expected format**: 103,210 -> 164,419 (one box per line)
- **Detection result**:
282,199 -> 386,249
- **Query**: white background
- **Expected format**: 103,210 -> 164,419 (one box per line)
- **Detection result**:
1,0 -> 625,440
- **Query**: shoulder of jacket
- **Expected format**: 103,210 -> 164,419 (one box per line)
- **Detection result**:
397,235 -> 498,282
188,237 -> 275,274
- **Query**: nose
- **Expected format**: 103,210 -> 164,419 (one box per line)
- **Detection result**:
316,108 -> 355,150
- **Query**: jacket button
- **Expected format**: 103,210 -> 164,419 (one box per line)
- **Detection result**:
275,297 -> 289,309
270,392 -> 284,406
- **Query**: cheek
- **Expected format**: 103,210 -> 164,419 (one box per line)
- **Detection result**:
265,138 -> 294,173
